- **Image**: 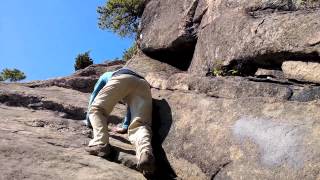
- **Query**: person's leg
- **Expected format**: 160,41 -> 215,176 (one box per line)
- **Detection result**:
126,78 -> 154,172
87,75 -> 132,153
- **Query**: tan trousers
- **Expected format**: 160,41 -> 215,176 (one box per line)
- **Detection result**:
88,74 -> 153,159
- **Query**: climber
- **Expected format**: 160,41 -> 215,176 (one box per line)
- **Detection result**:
86,73 -> 130,134
85,68 -> 155,173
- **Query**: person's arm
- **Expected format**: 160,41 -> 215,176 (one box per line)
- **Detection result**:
121,106 -> 131,129
86,73 -> 112,126
88,77 -> 106,106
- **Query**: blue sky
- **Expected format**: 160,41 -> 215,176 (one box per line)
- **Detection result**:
0,0 -> 133,81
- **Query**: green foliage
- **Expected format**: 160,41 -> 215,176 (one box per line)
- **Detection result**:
97,0 -> 145,37
209,60 -> 241,77
122,42 -> 137,61
0,68 -> 26,82
74,51 -> 94,71
212,68 -> 223,77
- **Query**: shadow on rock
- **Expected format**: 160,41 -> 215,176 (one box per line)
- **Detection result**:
148,99 -> 177,180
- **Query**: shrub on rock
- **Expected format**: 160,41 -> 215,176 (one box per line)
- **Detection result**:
0,68 -> 26,82
74,51 -> 94,71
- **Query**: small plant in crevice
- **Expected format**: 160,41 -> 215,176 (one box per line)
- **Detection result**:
207,61 -> 239,77
207,60 -> 256,77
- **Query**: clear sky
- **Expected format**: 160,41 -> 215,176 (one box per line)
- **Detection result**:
0,0 -> 133,81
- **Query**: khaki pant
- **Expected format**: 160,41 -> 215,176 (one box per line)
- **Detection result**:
88,74 -> 153,159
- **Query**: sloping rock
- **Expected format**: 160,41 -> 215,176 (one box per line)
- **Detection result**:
0,105 -> 144,180
282,61 -> 320,84
0,83 -> 127,122
187,0 -> 320,75
25,61 -> 124,93
0,83 -> 145,178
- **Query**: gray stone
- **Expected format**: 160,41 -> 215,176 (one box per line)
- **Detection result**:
255,68 -> 285,79
290,86 -> 320,102
140,0 -> 200,51
125,54 -> 181,77
146,72 -> 293,100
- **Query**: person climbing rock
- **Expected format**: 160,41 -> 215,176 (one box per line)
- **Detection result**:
85,68 -> 155,174
85,73 -> 131,131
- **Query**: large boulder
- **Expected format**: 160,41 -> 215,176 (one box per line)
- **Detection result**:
140,0 -> 199,51
189,0 -> 320,75
139,0 -> 207,70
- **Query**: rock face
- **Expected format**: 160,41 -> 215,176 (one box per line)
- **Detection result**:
189,0 -> 320,75
282,61 -> 320,84
2,0 -> 320,178
1,60 -> 320,179
146,72 -> 320,179
139,0 -> 205,70
140,0 -> 320,77
151,89 -> 320,180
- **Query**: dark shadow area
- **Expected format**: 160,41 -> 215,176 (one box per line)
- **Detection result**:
109,134 -> 131,144
107,115 -> 124,125
146,98 -> 177,180
102,145 -> 137,171
143,42 -> 196,71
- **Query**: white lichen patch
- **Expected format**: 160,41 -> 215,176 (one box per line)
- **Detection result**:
233,116 -> 308,168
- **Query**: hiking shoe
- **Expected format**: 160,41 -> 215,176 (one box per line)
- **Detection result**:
85,144 -> 111,157
137,151 -> 155,174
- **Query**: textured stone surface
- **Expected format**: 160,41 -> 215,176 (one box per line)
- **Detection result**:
1,72 -> 320,179
125,54 -> 181,77
140,0 -> 200,52
147,72 -> 293,100
255,68 -> 285,79
0,105 -> 144,180
290,86 -> 320,102
188,0 -> 320,75
139,0 -> 208,70
282,61 -> 320,84
25,61 -> 124,93
151,89 -> 320,179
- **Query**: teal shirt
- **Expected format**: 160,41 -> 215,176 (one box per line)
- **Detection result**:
86,71 -> 131,129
